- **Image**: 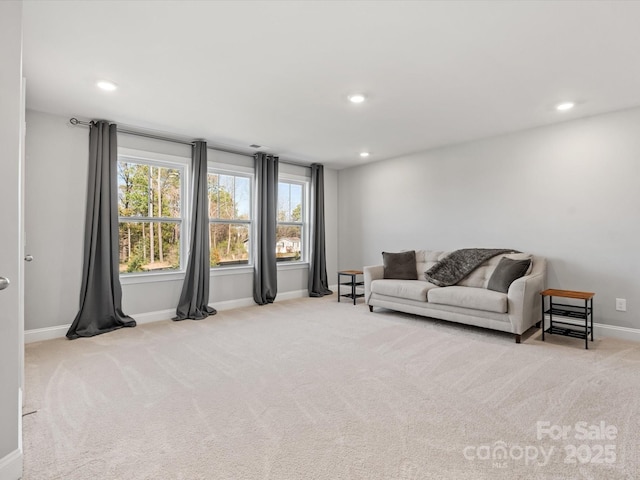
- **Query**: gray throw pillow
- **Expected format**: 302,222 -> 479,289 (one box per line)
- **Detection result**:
487,257 -> 532,293
382,250 -> 417,280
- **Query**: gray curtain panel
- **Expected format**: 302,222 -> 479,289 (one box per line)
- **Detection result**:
253,152 -> 279,305
174,141 -> 217,320
308,163 -> 333,297
67,121 -> 136,339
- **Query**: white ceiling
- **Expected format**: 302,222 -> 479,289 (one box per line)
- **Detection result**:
22,0 -> 640,170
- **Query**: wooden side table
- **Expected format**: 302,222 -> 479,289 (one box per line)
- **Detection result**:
338,270 -> 364,305
540,289 -> 594,349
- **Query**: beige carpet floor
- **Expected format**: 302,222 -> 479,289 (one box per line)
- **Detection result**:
23,296 -> 640,479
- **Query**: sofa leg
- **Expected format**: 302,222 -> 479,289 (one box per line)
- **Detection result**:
514,334 -> 521,344
368,305 -> 373,312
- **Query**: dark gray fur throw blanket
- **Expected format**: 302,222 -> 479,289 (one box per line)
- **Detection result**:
425,248 -> 518,287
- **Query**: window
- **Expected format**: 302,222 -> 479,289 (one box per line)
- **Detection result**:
208,171 -> 252,267
277,179 -> 306,262
117,155 -> 185,274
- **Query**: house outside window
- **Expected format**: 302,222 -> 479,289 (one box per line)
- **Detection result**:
117,154 -> 186,274
208,170 -> 252,267
277,178 -> 307,263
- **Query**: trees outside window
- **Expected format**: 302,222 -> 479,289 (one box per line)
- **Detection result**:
117,158 -> 184,273
118,155 -> 307,274
277,180 -> 305,262
208,171 -> 251,267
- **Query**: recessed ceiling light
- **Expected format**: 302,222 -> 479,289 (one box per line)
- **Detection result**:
348,94 -> 366,104
360,152 -> 370,158
97,80 -> 117,91
556,102 -> 575,111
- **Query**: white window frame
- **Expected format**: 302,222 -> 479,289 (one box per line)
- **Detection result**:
118,148 -> 190,284
277,173 -> 309,267
208,162 -> 254,272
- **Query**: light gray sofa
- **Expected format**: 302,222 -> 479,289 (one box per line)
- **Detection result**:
364,250 -> 546,343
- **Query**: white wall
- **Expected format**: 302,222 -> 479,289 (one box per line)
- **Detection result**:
338,107 -> 640,330
0,2 -> 23,478
25,110 -> 339,331
24,112 -> 88,332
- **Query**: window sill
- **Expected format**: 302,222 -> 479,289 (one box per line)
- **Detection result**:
120,261 -> 309,285
120,271 -> 185,285
277,261 -> 309,271
210,262 -> 309,275
210,265 -> 253,276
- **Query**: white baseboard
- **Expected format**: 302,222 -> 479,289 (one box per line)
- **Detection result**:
542,315 -> 640,343
275,288 -> 309,302
0,448 -> 22,480
131,308 -> 176,325
24,324 -> 71,344
24,289 -> 312,344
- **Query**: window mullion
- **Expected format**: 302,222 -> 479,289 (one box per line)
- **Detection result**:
210,219 -> 250,225
120,217 -> 182,223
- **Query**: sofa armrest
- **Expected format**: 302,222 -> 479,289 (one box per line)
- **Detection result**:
364,264 -> 384,304
507,271 -> 547,334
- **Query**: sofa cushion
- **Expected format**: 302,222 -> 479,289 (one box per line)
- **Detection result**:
487,257 -> 531,293
382,250 -> 418,280
416,250 -> 449,278
458,252 -> 533,288
371,279 -> 437,302
505,253 -> 533,275
427,286 -> 507,313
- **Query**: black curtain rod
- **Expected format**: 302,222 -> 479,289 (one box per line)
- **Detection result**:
69,118 -> 311,168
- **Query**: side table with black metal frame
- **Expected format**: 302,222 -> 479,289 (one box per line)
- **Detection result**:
540,289 -> 594,349
338,270 -> 364,305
